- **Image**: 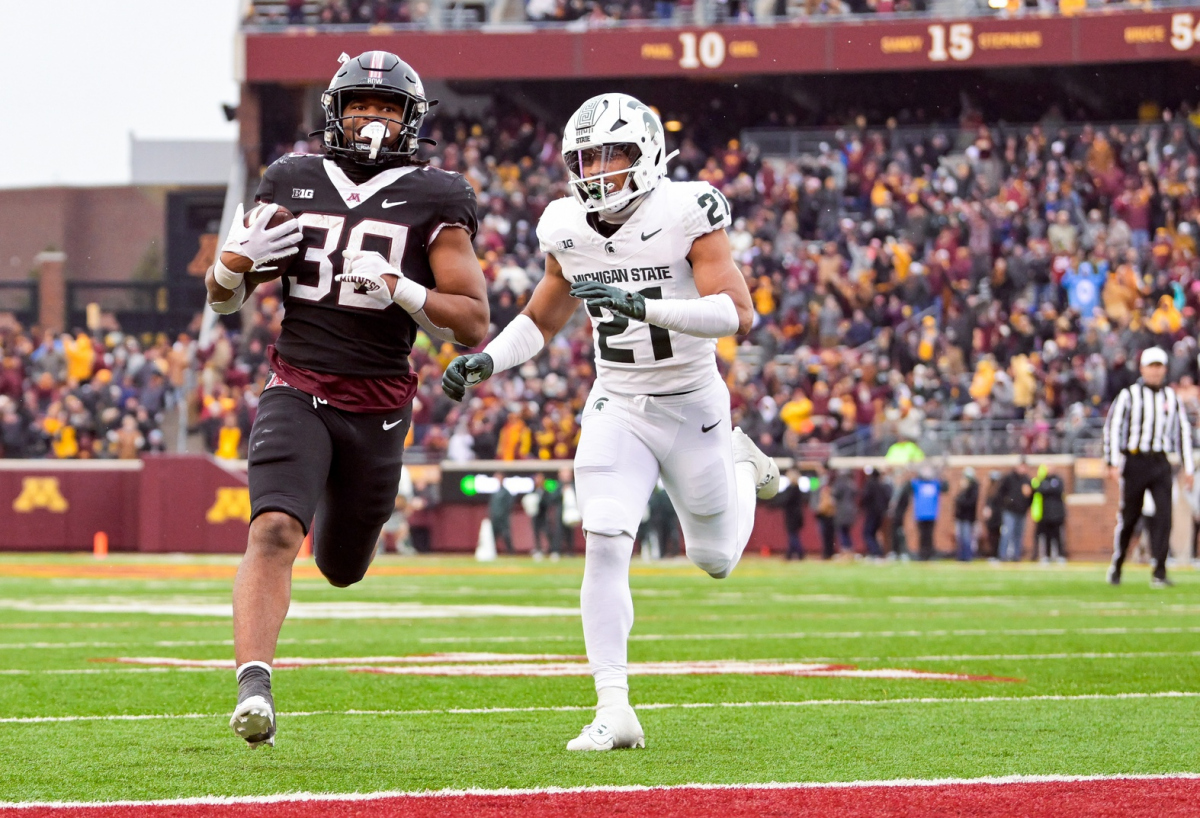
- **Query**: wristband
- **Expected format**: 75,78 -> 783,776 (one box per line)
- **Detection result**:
213,259 -> 245,291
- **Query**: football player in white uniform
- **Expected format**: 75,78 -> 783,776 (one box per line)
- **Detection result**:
442,93 -> 779,751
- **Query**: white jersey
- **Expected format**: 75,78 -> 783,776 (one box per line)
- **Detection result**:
537,178 -> 733,396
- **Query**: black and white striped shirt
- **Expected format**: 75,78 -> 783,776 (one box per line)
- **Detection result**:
1103,381 -> 1195,474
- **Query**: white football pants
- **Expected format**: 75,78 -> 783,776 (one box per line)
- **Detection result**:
573,375 -> 758,691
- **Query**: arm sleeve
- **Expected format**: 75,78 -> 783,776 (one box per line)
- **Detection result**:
641,293 -> 740,338
430,173 -> 479,244
1104,389 -> 1129,467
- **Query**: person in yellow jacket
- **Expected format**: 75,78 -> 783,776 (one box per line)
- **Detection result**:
496,412 -> 532,460
64,332 -> 95,384
215,413 -> 242,460
1147,294 -> 1183,335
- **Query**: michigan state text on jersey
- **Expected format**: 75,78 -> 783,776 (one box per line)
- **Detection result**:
209,50 -> 488,750
441,92 -> 779,753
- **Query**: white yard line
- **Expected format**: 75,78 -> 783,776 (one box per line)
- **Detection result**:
2,772 -> 1200,809
0,638 -> 329,650
420,625 -> 1200,644
0,690 -> 1196,726
0,601 -> 579,619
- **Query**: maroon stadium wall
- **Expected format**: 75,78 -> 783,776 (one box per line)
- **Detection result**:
0,456 -> 1127,561
244,10 -> 1200,82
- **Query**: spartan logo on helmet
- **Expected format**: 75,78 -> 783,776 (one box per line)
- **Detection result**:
629,101 -> 661,141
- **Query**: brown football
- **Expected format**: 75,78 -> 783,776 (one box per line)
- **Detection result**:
219,203 -> 298,285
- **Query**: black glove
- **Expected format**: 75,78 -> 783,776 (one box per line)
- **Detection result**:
441,353 -> 495,402
569,281 -> 646,321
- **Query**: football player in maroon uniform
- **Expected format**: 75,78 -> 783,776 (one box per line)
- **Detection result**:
207,51 -> 488,748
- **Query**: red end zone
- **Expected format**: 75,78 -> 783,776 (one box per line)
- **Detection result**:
7,776 -> 1199,818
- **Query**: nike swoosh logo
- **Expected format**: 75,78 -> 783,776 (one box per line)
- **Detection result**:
641,229 -> 662,241
701,421 -> 720,433
381,200 -> 407,209
382,419 -> 405,430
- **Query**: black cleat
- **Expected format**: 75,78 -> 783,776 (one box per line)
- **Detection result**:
229,665 -> 275,748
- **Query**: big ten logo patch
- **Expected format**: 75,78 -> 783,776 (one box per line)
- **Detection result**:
206,487 -> 252,524
12,477 -> 69,513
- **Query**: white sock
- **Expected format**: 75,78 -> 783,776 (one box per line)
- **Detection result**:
597,686 -> 630,710
734,461 -> 758,552
236,660 -> 272,681
580,530 -> 635,691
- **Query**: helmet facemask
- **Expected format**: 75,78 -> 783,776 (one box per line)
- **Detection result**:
322,87 -> 428,166
565,144 -> 647,214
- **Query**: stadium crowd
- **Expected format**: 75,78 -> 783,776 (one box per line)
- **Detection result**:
4,106 -> 1200,467
248,0 -> 1119,28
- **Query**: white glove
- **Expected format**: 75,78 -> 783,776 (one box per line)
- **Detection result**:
220,203 -> 303,274
337,250 -> 428,313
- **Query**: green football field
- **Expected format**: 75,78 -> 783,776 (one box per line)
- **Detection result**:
1,554 -> 1198,804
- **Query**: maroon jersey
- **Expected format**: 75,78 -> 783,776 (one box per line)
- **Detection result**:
255,153 -> 477,412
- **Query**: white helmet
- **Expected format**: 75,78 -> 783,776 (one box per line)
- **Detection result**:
561,93 -> 675,214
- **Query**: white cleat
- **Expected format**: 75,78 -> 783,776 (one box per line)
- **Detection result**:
732,427 -> 780,500
565,706 -> 645,751
230,695 -> 275,749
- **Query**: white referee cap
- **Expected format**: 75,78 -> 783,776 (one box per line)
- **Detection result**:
1141,347 -> 1168,366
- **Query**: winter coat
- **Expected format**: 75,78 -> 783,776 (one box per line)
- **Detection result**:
954,480 -> 980,523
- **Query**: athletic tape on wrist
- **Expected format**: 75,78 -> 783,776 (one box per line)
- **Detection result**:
391,276 -> 428,313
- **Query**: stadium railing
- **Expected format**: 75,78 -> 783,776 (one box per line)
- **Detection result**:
830,417 -> 1108,458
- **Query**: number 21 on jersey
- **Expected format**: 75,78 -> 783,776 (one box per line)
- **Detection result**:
588,286 -> 674,364
289,212 -> 408,310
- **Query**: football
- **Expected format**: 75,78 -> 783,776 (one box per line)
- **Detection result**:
219,203 -> 298,285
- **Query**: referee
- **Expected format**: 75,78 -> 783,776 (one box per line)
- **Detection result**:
1103,347 -> 1195,587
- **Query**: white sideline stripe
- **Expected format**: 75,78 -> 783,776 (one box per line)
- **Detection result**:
0,600 -> 579,619
3,772 -> 1199,809
1,690 -> 1197,726
421,625 -> 1200,644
